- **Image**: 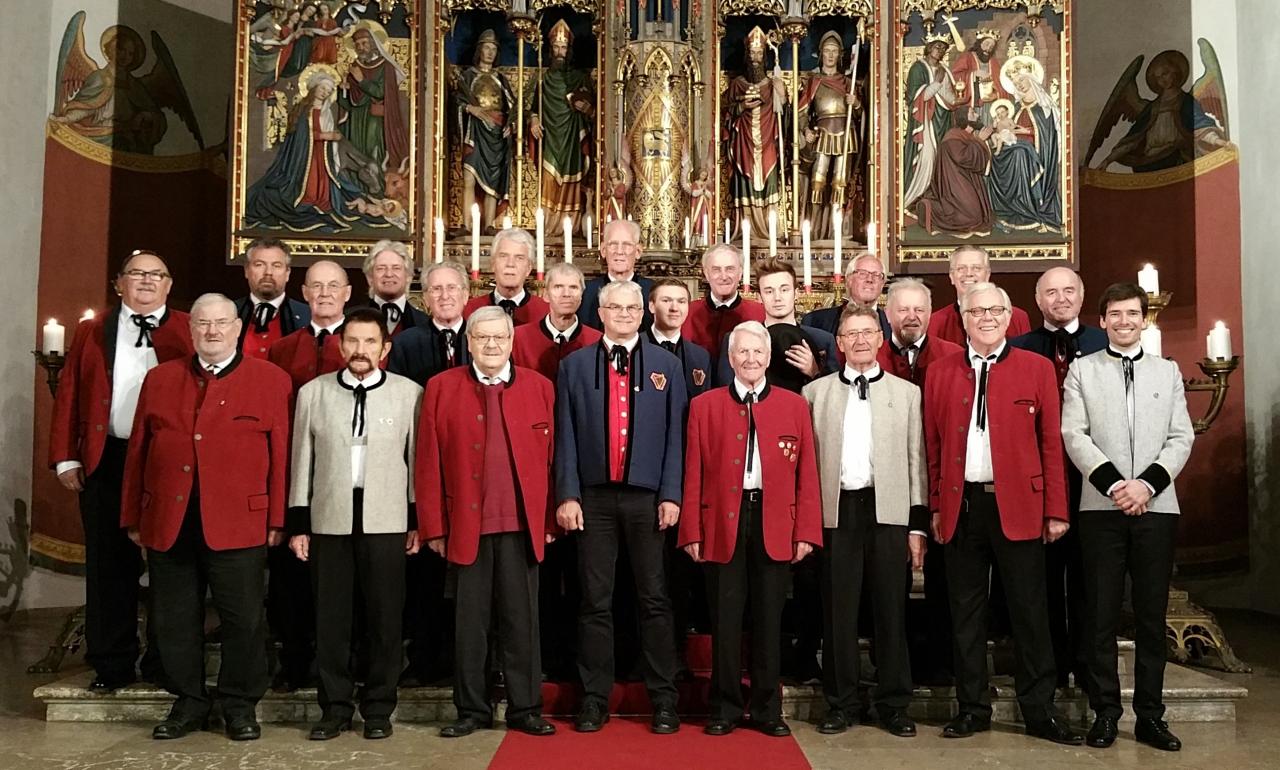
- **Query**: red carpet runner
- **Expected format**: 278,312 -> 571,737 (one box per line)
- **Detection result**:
488,717 -> 812,770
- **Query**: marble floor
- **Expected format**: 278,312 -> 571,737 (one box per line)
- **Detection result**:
2,607 -> 1277,769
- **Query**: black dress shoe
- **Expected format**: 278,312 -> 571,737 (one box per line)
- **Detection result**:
308,716 -> 352,740
1135,717 -> 1182,751
225,716 -> 261,741
651,706 -> 681,734
1026,715 -> 1085,745
363,719 -> 393,739
1086,715 -> 1118,748
818,710 -> 850,734
879,711 -> 917,737
152,717 -> 205,740
942,713 -> 991,738
89,676 -> 134,694
507,715 -> 556,736
703,718 -> 735,736
440,716 -> 489,738
757,720 -> 791,737
574,701 -> 609,732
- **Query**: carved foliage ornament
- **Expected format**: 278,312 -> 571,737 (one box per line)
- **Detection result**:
719,0 -> 786,16
899,0 -> 1066,25
807,0 -> 876,18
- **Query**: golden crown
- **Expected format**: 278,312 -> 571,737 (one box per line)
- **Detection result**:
923,31 -> 951,46
975,28 -> 1001,42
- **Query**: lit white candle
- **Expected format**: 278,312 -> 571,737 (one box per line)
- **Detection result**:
684,216 -> 691,249
867,221 -> 877,255
434,217 -> 444,263
768,209 -> 778,257
470,203 -> 481,274
724,218 -> 731,243
1207,320 -> 1232,359
742,218 -> 751,290
801,219 -> 812,289
586,215 -> 593,249
563,216 -> 573,264
832,205 -> 843,278
42,319 -> 65,355
81,309 -> 95,321
535,208 -> 545,271
1137,263 -> 1160,295
702,213 -> 709,246
501,214 -> 512,231
1140,323 -> 1163,358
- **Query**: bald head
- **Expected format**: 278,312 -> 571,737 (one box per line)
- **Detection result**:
303,260 -> 352,326
1034,266 -> 1084,327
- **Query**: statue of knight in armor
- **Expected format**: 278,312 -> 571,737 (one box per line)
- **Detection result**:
455,29 -> 515,232
798,31 -> 861,239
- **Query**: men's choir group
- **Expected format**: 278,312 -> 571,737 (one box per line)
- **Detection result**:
49,220 -> 1192,753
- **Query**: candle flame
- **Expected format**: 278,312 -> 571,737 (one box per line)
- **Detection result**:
82,309 -> 95,320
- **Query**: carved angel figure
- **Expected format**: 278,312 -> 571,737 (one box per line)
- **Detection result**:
51,11 -> 204,154
681,141 -> 713,244
1085,39 -> 1231,172
604,143 -> 634,223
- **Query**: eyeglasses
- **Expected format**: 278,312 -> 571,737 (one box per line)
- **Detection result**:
470,333 -> 511,345
603,241 -> 637,252
601,304 -> 643,315
964,305 -> 1008,318
426,284 -> 465,296
122,269 -> 170,281
305,281 -> 348,294
838,329 -> 882,340
194,319 -> 236,331
850,269 -> 885,282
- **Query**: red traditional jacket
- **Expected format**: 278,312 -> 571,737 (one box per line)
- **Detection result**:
876,334 -> 964,392
681,294 -> 766,367
49,308 -> 193,474
120,355 -> 292,551
463,291 -> 550,327
268,326 -> 347,394
927,302 -> 1031,347
416,365 -> 556,566
511,319 -> 602,385
923,345 -> 1067,543
678,384 -> 822,563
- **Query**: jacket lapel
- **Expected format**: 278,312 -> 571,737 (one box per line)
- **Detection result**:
104,306 -> 121,378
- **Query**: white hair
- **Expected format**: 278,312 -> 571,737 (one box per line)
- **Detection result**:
491,227 -> 536,258
959,281 -> 1011,313
422,261 -> 469,289
467,305 -> 514,337
602,218 -> 641,244
189,292 -> 236,317
845,250 -> 887,278
598,279 -> 642,306
545,261 -> 585,288
363,240 -> 414,276
886,277 -> 933,306
701,242 -> 741,269
727,320 -> 770,353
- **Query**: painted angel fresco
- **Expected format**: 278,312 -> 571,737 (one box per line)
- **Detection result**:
51,11 -> 204,154
1085,38 -> 1232,172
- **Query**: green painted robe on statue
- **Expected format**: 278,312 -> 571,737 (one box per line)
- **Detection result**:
534,64 -> 593,213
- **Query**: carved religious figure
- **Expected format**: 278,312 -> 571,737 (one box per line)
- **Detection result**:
339,24 -> 410,172
530,19 -> 596,226
797,31 -> 861,239
725,26 -> 786,238
455,29 -> 515,232
946,20 -> 1007,125
902,34 -> 960,211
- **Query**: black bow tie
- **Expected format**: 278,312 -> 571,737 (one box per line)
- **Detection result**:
610,344 -> 629,375
381,303 -> 402,326
1053,328 -> 1077,360
498,298 -> 517,316
315,328 -> 331,351
853,374 -> 869,400
252,302 -> 276,333
132,314 -> 158,348
351,383 -> 368,436
441,328 -> 458,366
1122,356 -> 1134,391
659,340 -> 676,353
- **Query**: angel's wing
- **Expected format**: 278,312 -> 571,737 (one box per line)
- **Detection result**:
139,31 -> 205,148
680,149 -> 692,193
1192,38 -> 1229,138
1083,55 -> 1148,166
54,11 -> 100,114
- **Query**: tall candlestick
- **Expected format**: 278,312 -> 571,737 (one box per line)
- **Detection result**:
470,203 -> 481,275
867,221 -> 877,255
768,209 -> 778,257
684,216 -> 691,249
1140,323 -> 1163,358
563,216 -> 573,264
586,215 -> 593,249
42,319 -> 65,355
1207,320 -> 1232,359
434,217 -> 444,263
535,207 -> 545,272
1137,263 -> 1160,294
832,205 -> 843,278
801,220 -> 812,289
742,219 -> 751,290
501,214 -> 512,231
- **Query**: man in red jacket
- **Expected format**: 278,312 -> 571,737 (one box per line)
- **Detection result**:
419,306 -> 558,739
923,281 -> 1081,745
512,261 -> 601,384
926,246 -> 1030,345
681,243 -> 765,367
679,320 -> 821,738
268,260 -> 351,395
49,249 -> 192,693
463,228 -> 550,325
122,293 -> 292,741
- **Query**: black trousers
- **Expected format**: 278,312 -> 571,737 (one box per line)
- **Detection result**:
538,536 -> 579,677
1045,528 -> 1087,686
404,549 -> 453,678
266,541 -> 314,682
705,491 -> 788,722
310,494 -> 405,721
822,489 -> 913,716
147,503 -> 268,722
946,486 -> 1057,723
577,484 -> 678,709
920,540 -> 954,680
455,532 -> 542,722
1078,509 -> 1177,720
79,437 -> 149,683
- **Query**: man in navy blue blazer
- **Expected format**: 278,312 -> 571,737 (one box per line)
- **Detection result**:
645,278 -> 712,400
579,219 -> 655,332
555,279 -> 687,735
387,262 -> 472,386
1011,266 -> 1108,689
801,252 -> 892,342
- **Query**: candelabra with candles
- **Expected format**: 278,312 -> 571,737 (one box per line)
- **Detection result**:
1136,271 -> 1249,673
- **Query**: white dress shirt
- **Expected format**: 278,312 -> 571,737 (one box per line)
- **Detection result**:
341,368 -> 385,488
711,292 -> 740,309
963,342 -> 1005,483
494,288 -> 527,305
733,378 -> 765,490
374,295 -> 408,332
650,327 -> 682,347
544,314 -> 579,343
601,334 -> 640,354
473,361 -> 512,386
839,364 -> 877,490
311,319 -> 343,336
197,351 -> 237,375
891,332 -> 927,367
1042,318 -> 1080,334
1103,342 -> 1155,497
250,293 -> 286,311
111,303 -> 165,438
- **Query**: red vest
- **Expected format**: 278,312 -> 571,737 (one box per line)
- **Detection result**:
240,310 -> 285,360
876,334 -> 964,393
